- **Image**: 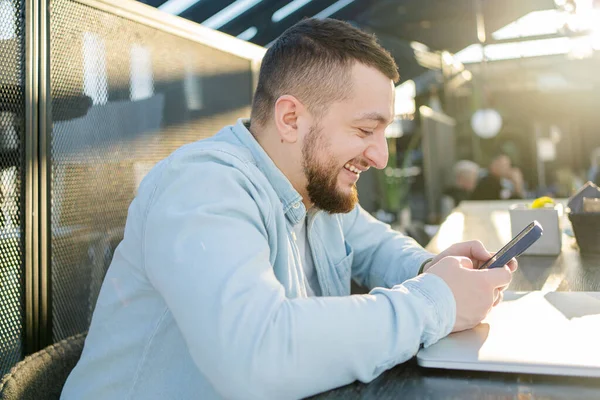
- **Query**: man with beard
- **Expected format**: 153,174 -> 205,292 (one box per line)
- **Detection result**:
62,18 -> 516,400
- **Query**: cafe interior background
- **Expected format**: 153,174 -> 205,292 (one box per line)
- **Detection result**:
1,0 -> 600,384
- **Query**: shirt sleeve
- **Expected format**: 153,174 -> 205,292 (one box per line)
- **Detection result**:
341,205 -> 436,290
143,153 -> 455,400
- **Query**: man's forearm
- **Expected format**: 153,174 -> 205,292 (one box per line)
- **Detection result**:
178,274 -> 456,399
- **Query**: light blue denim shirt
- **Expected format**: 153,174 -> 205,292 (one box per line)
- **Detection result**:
61,119 -> 455,400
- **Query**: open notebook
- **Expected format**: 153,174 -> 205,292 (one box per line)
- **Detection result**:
417,291 -> 600,377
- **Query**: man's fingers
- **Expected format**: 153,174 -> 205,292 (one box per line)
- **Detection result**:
449,240 -> 492,262
493,290 -> 504,307
507,258 -> 518,272
456,256 -> 474,270
497,283 -> 509,292
465,240 -> 492,261
485,265 -> 512,288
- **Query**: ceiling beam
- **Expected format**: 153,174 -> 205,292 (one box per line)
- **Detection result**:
180,0 -> 237,24
217,0 -> 299,38
249,0 -> 370,46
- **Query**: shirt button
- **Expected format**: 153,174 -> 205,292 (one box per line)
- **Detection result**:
292,202 -> 300,209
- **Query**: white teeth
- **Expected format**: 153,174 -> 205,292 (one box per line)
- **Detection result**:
344,163 -> 360,174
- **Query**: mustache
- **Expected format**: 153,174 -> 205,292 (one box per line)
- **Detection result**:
347,159 -> 370,169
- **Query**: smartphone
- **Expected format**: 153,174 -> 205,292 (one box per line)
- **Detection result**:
478,221 -> 544,269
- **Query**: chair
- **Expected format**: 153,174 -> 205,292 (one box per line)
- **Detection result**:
0,333 -> 86,400
405,222 -> 431,247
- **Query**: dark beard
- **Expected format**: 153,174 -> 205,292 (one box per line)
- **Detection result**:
302,125 -> 358,214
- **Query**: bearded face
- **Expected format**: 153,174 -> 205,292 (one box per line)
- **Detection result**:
302,124 -> 359,214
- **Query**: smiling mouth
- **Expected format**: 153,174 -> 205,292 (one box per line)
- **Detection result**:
344,162 -> 362,175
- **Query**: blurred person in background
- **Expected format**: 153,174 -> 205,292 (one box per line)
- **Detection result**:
471,153 -> 524,200
444,160 -> 480,206
62,18 -> 516,400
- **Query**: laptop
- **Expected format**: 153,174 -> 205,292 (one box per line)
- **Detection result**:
417,291 -> 600,377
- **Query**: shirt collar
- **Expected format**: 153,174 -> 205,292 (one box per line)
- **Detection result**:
231,118 -> 307,224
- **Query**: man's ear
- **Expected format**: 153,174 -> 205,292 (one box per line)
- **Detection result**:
274,95 -> 303,143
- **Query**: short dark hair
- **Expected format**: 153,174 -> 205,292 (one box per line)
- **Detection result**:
250,18 -> 399,128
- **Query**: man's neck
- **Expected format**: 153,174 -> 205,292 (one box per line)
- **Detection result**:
249,122 -> 312,208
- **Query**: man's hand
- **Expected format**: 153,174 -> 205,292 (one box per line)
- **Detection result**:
423,240 -> 518,273
421,240 -> 518,309
509,167 -> 525,197
427,256 -> 513,332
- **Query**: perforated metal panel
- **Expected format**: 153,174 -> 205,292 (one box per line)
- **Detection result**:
0,0 -> 26,377
49,0 -> 253,341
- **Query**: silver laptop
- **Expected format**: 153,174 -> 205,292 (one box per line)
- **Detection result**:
417,291 -> 600,377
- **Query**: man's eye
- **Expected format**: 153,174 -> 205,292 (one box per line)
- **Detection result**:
358,128 -> 373,136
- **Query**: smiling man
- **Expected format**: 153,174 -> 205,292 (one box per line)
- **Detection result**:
62,18 -> 516,400
259,61 -> 392,216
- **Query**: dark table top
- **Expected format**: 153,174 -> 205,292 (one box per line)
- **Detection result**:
427,200 -> 600,292
311,200 -> 600,399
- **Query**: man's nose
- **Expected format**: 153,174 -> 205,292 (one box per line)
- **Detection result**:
364,134 -> 388,170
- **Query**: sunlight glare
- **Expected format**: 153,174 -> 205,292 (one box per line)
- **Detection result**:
436,212 -> 465,250
490,211 -> 511,246
541,273 -> 564,293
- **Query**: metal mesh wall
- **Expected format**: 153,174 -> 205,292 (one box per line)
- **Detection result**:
49,0 -> 253,341
0,0 -> 26,376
